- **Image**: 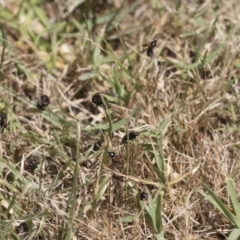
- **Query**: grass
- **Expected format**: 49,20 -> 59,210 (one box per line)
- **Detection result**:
1,0 -> 240,239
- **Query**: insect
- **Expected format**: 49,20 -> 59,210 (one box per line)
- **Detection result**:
0,112 -> 7,132
142,40 -> 157,57
139,192 -> 148,201
121,131 -> 138,144
37,102 -> 45,110
92,93 -> 106,106
108,151 -> 120,163
108,151 -> 116,159
41,95 -> 50,106
25,160 -> 38,174
37,95 -> 50,110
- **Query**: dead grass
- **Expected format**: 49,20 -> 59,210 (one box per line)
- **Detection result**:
1,0 -> 240,239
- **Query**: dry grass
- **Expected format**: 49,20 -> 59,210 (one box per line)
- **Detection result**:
1,0 -> 240,239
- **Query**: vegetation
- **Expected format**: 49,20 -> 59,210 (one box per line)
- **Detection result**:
0,0 -> 240,239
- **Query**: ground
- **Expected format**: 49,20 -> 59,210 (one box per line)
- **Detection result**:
0,0 -> 240,239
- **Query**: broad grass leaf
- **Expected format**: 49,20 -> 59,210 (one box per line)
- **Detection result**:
200,183 -> 240,228
157,232 -> 165,240
228,228 -> 240,240
226,178 -> 240,220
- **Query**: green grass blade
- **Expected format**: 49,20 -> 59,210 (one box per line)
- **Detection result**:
66,123 -> 81,239
144,190 -> 163,235
226,178 -> 240,220
228,228 -> 240,240
155,193 -> 163,233
200,183 -> 240,228
94,175 -> 110,203
151,140 -> 165,183
0,26 -> 7,81
157,232 -> 165,240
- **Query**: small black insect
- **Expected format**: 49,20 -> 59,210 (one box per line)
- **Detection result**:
121,131 -> 138,144
37,95 -> 50,110
25,160 -> 37,174
17,222 -> 29,232
36,102 -> 44,110
41,95 -> 50,106
108,152 -> 116,159
0,112 -> 7,132
92,93 -> 106,106
107,151 -> 121,163
143,40 -> 157,57
140,192 -> 148,201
